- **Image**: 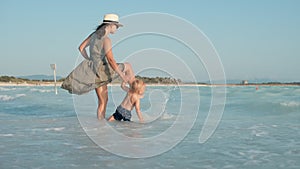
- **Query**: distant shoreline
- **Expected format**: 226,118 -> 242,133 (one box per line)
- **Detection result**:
1,82 -> 299,87
1,75 -> 299,87
0,82 -> 63,87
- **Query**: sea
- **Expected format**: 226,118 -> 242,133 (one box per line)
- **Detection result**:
0,85 -> 299,169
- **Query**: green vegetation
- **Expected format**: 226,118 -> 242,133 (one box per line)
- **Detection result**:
0,76 -> 29,83
0,76 -> 65,84
135,75 -> 181,84
0,75 -> 181,84
111,75 -> 181,84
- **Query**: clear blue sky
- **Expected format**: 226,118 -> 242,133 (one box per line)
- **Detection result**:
1,0 -> 299,82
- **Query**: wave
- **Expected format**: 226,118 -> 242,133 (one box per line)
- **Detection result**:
44,127 -> 65,131
280,101 -> 300,107
0,95 -> 14,101
30,88 -> 53,93
0,94 -> 26,101
0,87 -> 17,91
16,94 -> 26,97
0,134 -> 14,137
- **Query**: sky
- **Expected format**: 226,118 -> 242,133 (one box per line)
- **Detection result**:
1,0 -> 300,82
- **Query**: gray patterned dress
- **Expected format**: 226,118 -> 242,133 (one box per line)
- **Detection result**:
61,32 -> 124,95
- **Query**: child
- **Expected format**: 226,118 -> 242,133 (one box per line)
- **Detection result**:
108,79 -> 145,123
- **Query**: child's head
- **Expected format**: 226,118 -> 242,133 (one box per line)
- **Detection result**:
130,79 -> 146,95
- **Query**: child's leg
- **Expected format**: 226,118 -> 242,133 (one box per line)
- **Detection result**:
107,115 -> 116,122
108,109 -> 123,122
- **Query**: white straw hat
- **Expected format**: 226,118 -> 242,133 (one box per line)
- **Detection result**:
102,14 -> 123,27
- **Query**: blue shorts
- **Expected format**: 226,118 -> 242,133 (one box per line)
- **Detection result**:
113,105 -> 132,121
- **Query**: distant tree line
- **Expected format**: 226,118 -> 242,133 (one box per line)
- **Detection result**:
0,75 -> 181,84
111,75 -> 181,84
2,75 -> 299,85
0,76 -> 28,83
135,75 -> 181,84
0,76 -> 64,83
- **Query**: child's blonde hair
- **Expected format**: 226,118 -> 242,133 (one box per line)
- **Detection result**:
130,79 -> 145,95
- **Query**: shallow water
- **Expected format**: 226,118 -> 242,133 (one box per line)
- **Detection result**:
0,85 -> 299,169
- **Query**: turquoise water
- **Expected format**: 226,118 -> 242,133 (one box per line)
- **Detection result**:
0,85 -> 299,169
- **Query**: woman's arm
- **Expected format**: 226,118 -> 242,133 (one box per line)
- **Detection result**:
134,99 -> 144,123
103,37 -> 128,82
78,33 -> 92,60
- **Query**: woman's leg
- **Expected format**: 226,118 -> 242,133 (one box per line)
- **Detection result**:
95,85 -> 108,120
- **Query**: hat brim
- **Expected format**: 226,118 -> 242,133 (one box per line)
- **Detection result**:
103,22 -> 123,27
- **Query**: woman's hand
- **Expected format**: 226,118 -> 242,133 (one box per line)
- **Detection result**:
120,74 -> 130,83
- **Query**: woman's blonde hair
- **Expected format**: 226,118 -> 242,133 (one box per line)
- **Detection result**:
130,79 -> 145,95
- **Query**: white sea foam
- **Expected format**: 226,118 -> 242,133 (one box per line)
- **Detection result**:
251,130 -> 268,137
75,145 -> 88,149
44,127 -> 65,131
280,101 -> 300,107
0,134 -> 14,137
0,94 -> 26,101
248,124 -> 266,130
16,94 -> 26,98
0,87 -> 17,91
0,95 -> 14,101
30,88 -> 52,93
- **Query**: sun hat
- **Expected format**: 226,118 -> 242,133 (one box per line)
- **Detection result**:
102,14 -> 123,27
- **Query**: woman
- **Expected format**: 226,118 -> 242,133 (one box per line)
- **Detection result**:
62,14 -> 135,119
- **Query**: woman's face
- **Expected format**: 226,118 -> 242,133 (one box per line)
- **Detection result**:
110,24 -> 118,34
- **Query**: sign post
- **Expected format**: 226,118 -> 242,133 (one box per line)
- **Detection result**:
50,64 -> 58,95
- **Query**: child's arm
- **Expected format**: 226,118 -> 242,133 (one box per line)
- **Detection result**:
134,99 -> 144,123
121,81 -> 130,92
